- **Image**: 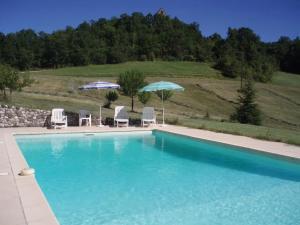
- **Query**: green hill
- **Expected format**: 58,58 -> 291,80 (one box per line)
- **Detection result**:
30,61 -> 221,78
2,61 -> 300,145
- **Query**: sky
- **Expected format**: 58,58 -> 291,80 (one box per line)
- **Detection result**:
0,0 -> 299,42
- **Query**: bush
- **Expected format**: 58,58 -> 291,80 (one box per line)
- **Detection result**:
182,55 -> 195,61
138,91 -> 151,105
204,111 -> 210,119
156,90 -> 173,101
139,55 -> 147,61
165,117 -> 179,125
104,91 -> 118,108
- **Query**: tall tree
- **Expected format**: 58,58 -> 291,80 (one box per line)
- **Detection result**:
215,28 -> 275,82
117,70 -> 146,111
231,77 -> 261,125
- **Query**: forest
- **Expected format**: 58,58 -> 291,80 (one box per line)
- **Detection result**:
0,11 -> 299,82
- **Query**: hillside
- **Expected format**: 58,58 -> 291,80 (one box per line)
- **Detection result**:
30,61 -> 221,78
2,61 -> 300,145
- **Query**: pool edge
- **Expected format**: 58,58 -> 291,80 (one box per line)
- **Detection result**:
1,125 -> 299,225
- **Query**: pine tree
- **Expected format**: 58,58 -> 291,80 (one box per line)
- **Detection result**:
231,77 -> 261,125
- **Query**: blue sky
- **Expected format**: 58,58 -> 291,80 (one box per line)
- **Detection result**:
0,0 -> 299,42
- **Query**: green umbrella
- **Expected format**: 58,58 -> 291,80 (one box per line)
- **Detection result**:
139,81 -> 184,126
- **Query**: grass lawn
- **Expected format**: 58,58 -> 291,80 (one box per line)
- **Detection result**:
272,71 -> 300,87
180,118 -> 300,146
29,61 -> 222,78
2,61 -> 300,145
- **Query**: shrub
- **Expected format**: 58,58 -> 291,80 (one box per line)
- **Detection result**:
156,90 -> 173,101
138,91 -> 151,105
104,91 -> 118,108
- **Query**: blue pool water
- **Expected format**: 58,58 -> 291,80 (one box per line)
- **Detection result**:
16,131 -> 300,225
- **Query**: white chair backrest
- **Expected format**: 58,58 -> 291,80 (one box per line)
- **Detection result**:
79,110 -> 90,118
142,107 -> 155,120
114,106 -> 128,119
51,108 -> 64,122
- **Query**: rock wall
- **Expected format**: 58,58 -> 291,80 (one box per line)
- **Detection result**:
0,105 -> 50,127
0,105 -> 143,128
0,105 -> 79,128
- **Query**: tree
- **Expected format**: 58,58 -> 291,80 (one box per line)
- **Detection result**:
104,91 -> 118,108
0,64 -> 33,100
138,91 -> 151,105
117,70 -> 146,111
230,78 -> 261,125
156,90 -> 173,101
215,28 -> 275,82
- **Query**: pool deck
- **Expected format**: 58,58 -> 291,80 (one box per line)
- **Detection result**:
0,125 -> 299,225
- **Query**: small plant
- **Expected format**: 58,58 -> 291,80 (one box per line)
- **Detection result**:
204,111 -> 210,119
165,117 -> 179,125
156,90 -> 173,101
138,91 -> 151,105
104,91 -> 118,108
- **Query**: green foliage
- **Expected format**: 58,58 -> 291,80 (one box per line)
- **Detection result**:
0,13 -> 207,69
138,91 -> 151,105
215,28 -> 275,82
117,70 -> 146,111
204,111 -> 210,119
267,37 -> 300,74
0,64 -> 33,99
156,90 -> 173,101
0,11 -> 299,78
104,91 -> 118,108
231,78 -> 261,125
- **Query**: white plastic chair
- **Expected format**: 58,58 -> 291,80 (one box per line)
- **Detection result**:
114,106 -> 129,127
79,110 -> 91,127
51,108 -> 68,129
141,107 -> 156,127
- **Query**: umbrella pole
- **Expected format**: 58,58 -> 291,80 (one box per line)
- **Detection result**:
98,104 -> 103,127
162,90 -> 165,126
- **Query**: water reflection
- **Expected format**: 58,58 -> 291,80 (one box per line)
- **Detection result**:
113,136 -> 129,154
50,138 -> 66,159
151,132 -> 300,182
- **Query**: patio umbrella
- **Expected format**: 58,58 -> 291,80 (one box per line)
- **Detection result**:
139,81 -> 184,126
79,81 -> 120,127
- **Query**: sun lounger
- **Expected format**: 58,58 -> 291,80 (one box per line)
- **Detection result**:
114,106 -> 129,127
141,107 -> 156,127
79,110 -> 92,126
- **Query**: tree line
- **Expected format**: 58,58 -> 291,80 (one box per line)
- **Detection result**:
0,12 -> 299,81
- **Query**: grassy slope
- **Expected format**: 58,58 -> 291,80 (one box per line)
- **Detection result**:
31,61 -> 222,78
2,61 -> 300,145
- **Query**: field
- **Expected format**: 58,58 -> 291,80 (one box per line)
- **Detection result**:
2,61 -> 300,145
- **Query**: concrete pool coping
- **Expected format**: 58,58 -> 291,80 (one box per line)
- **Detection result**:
0,125 -> 299,225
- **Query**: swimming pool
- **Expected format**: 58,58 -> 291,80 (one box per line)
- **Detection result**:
16,131 -> 300,225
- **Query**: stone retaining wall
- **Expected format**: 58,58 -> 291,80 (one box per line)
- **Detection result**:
0,105 -> 79,128
0,105 -> 50,127
0,105 -> 143,128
